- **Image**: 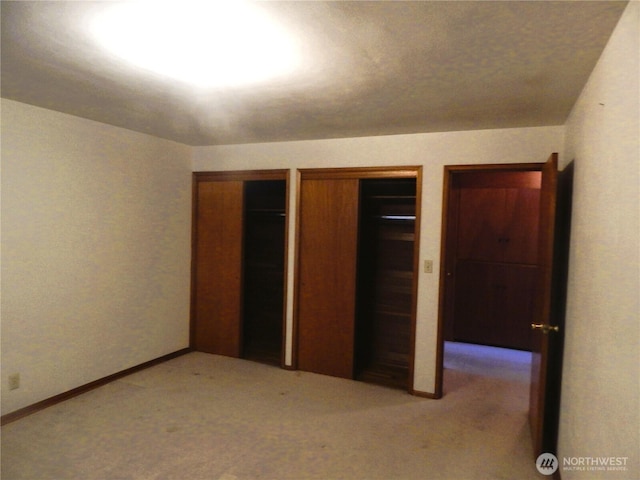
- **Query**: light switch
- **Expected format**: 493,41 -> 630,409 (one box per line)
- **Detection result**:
424,260 -> 433,274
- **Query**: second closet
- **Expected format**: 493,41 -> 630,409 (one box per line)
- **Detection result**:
295,167 -> 421,390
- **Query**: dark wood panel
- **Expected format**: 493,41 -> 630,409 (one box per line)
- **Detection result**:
503,188 -> 540,264
457,188 -> 506,262
193,180 -> 244,356
296,178 -> 359,379
456,185 -> 540,265
453,261 -> 537,350
453,170 -> 541,189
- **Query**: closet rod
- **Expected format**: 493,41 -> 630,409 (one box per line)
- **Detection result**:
376,215 -> 416,221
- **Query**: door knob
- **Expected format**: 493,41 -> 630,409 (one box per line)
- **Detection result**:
531,323 -> 560,334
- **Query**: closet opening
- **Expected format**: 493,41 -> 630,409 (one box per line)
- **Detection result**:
242,180 -> 287,366
355,178 -> 417,389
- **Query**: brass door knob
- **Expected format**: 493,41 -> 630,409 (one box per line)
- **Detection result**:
531,323 -> 560,334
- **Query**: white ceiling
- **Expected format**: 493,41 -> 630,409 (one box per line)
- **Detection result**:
1,1 -> 628,146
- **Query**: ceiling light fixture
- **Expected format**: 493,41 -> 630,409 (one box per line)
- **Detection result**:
89,1 -> 301,89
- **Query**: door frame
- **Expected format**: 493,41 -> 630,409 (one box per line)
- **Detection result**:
190,169 -> 290,366
293,166 -> 422,392
435,162 -> 546,398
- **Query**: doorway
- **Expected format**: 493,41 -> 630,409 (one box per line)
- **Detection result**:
441,167 -> 542,352
436,162 -> 547,399
437,155 -> 568,458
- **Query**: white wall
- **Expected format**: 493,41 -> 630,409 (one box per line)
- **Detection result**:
560,2 -> 639,477
1,99 -> 193,415
193,125 -> 565,394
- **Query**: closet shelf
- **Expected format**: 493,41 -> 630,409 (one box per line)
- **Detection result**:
375,284 -> 413,294
246,209 -> 286,216
378,231 -> 415,241
372,308 -> 413,318
374,215 -> 416,221
369,195 -> 416,200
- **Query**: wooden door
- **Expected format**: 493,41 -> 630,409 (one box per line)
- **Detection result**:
529,153 -> 566,456
296,178 -> 359,379
192,180 -> 244,356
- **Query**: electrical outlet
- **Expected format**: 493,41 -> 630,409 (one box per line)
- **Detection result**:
424,259 -> 433,274
8,373 -> 20,391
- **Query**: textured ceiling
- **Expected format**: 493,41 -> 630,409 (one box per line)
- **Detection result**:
1,1 -> 628,146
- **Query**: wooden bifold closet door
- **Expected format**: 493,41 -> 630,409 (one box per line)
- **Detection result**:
192,179 -> 244,357
296,178 -> 360,379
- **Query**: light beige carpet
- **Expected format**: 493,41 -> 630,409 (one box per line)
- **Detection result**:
1,347 -> 540,480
